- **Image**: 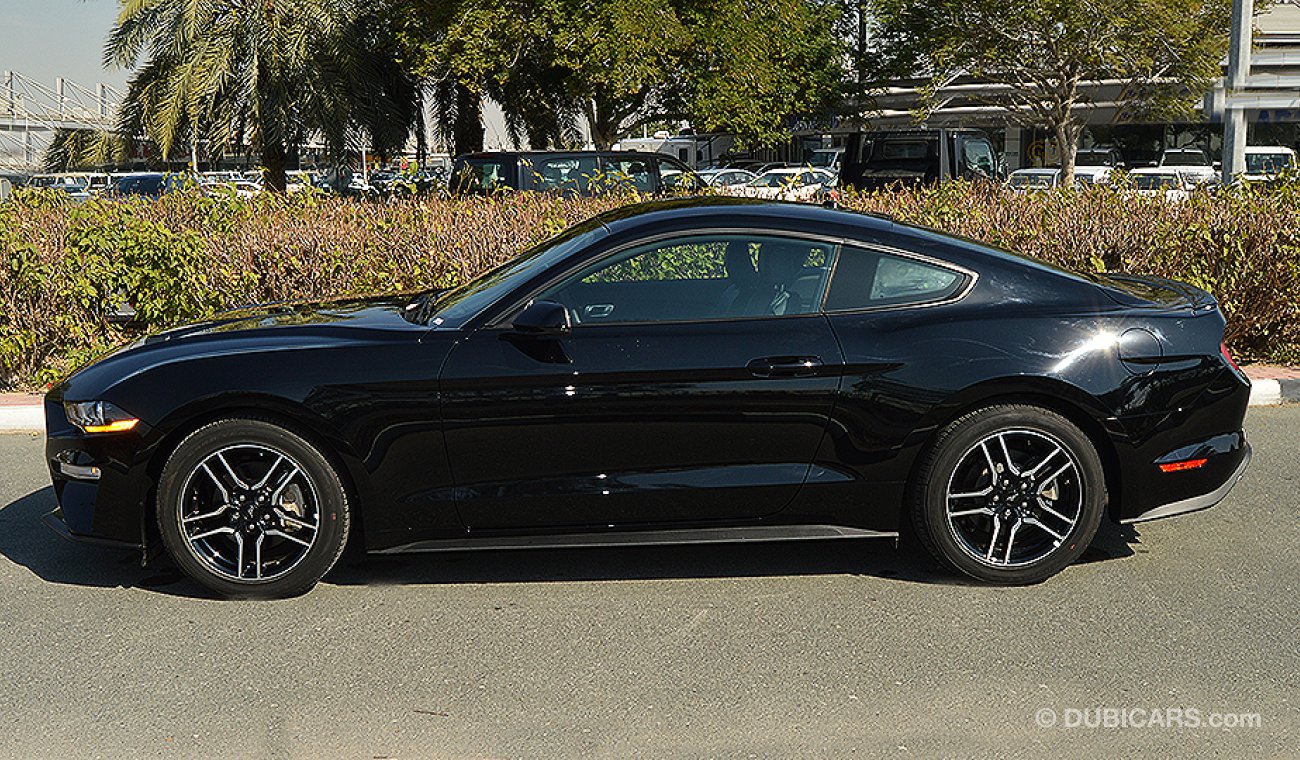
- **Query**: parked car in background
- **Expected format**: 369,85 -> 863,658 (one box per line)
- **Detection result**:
1006,168 -> 1060,192
449,151 -> 701,196
56,184 -> 92,203
199,171 -> 244,185
840,129 -> 1001,191
285,170 -> 318,194
808,148 -> 844,174
737,167 -> 835,202
723,161 -> 789,175
106,173 -> 185,199
1071,165 -> 1116,186
1157,148 -> 1218,186
1242,146 -> 1298,183
26,172 -> 110,193
231,180 -> 264,198
1129,168 -> 1194,201
1075,147 -> 1126,170
695,168 -> 757,189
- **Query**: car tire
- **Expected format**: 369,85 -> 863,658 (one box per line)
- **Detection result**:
156,418 -> 350,599
910,404 -> 1105,584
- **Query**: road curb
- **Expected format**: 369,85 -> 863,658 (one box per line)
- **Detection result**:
1248,378 -> 1300,407
0,406 -> 43,432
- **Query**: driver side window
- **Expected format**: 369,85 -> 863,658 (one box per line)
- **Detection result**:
536,234 -> 837,325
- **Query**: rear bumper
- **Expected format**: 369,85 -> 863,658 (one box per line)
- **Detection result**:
1122,443 -> 1251,524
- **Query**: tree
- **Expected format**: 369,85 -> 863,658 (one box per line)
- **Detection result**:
43,129 -> 131,172
422,0 -> 846,151
677,0 -> 847,146
864,0 -> 1233,184
106,0 -> 423,191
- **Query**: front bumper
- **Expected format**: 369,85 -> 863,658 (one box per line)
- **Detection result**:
42,508 -> 143,550
1122,443 -> 1252,524
44,395 -> 156,548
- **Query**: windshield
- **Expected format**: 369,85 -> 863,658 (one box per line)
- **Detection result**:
1009,173 -> 1055,188
424,221 -> 609,327
1246,153 -> 1296,174
1161,151 -> 1209,167
1075,151 -> 1111,166
750,172 -> 806,188
1134,174 -> 1179,189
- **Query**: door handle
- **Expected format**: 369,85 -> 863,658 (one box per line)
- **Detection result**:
583,303 -> 614,319
747,356 -> 824,378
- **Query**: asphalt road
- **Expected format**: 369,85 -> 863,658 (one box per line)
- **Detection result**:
0,410 -> 1295,759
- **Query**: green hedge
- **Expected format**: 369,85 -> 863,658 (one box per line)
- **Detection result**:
2,183 -> 1299,390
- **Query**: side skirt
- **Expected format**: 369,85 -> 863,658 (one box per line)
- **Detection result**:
374,524 -> 898,555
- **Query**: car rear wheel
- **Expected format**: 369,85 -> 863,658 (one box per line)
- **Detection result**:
156,418 -> 349,598
910,404 -> 1105,584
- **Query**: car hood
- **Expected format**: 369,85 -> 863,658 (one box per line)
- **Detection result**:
56,293 -> 435,400
142,293 -> 425,345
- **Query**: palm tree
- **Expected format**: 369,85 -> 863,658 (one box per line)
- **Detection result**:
43,128 -> 131,172
106,0 -> 422,191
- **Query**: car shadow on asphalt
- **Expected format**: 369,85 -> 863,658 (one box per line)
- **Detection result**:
0,486 -> 206,595
0,486 -> 1141,597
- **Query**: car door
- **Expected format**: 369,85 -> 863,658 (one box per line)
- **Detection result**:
438,230 -> 845,531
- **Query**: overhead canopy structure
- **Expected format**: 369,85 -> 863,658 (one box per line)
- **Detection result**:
0,71 -> 123,171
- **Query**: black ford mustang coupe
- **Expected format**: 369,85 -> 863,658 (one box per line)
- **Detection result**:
44,199 -> 1251,597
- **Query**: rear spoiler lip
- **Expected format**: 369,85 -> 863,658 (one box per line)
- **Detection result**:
1094,272 -> 1218,312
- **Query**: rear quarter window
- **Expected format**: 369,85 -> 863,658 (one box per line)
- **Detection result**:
825,245 -> 968,311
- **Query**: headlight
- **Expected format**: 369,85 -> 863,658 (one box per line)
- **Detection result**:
64,401 -> 140,434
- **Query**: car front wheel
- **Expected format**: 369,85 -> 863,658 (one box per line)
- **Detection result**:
156,418 -> 350,598
910,404 -> 1105,584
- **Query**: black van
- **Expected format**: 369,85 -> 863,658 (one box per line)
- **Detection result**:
448,151 -> 702,196
839,129 -> 1002,191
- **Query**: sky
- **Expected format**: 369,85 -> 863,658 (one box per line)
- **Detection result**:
1,0 -> 129,91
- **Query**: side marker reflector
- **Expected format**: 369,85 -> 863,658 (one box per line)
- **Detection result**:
1159,458 -> 1208,473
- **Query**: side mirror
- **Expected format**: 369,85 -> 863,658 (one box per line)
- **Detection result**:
1213,161 -> 1223,170
511,299 -> 571,335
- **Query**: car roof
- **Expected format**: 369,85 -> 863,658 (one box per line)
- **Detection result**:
581,198 -> 1102,294
1011,168 -> 1059,175
458,150 -> 669,160
589,198 -> 888,235
1131,167 -> 1180,174
1244,146 -> 1296,154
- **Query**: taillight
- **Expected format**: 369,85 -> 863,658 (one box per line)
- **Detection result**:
1220,342 -> 1242,374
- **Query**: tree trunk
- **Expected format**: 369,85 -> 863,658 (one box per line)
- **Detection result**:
453,83 -> 484,157
261,141 -> 286,193
1055,120 -> 1078,188
585,99 -> 621,150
